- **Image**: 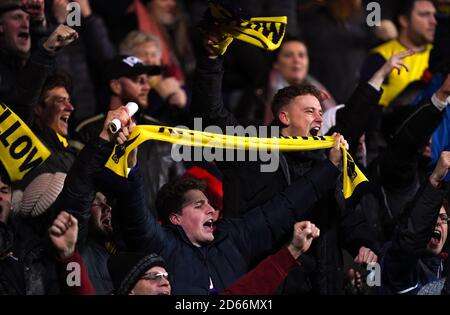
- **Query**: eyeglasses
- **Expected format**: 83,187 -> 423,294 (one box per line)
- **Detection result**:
140,271 -> 170,282
438,213 -> 450,224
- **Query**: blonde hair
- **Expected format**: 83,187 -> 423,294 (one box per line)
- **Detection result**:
119,30 -> 162,60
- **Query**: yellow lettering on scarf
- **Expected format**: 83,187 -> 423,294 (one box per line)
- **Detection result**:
105,125 -> 367,199
0,103 -> 51,182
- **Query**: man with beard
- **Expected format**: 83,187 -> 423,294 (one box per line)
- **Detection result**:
78,192 -> 116,294
361,0 -> 437,107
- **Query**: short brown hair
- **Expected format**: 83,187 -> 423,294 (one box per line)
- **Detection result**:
271,84 -> 322,119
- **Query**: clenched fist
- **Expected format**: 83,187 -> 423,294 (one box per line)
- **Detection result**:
43,24 -> 78,53
287,221 -> 320,259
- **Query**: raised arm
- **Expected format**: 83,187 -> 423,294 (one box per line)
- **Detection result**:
114,167 -> 168,254
221,221 -> 320,295
330,50 -> 416,152
49,211 -> 96,295
7,25 -> 79,122
190,32 -> 240,130
382,152 -> 450,294
226,135 -> 344,265
75,0 -> 116,64
379,74 -> 450,216
53,107 -> 131,245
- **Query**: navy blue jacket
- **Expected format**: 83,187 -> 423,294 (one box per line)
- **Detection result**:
115,160 -> 340,294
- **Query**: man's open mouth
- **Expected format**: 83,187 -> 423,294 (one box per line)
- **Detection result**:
17,32 -> 30,40
203,219 -> 214,229
431,229 -> 442,243
203,219 -> 214,231
102,217 -> 112,229
60,114 -> 70,124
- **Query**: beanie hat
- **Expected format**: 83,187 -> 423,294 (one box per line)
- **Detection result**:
108,252 -> 168,295
18,172 -> 66,217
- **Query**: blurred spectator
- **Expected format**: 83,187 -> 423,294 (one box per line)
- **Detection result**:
299,0 -> 379,104
128,0 -> 194,83
78,192 -> 116,294
262,37 -> 336,125
46,0 -> 116,123
360,0 -> 437,107
120,30 -> 188,125
0,2 -> 76,118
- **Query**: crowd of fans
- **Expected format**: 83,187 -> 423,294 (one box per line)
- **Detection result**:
0,0 -> 450,295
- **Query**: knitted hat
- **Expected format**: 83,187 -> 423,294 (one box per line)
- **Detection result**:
18,172 -> 66,217
108,252 -> 168,295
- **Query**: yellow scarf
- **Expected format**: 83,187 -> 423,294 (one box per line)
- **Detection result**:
0,103 -> 51,182
207,1 -> 287,55
105,125 -> 367,199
